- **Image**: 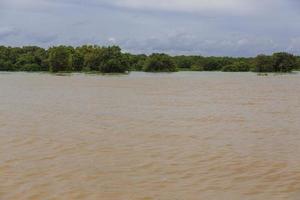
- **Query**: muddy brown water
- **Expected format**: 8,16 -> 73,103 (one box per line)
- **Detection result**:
0,72 -> 300,200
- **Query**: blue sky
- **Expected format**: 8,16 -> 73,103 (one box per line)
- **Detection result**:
1,0 -> 300,56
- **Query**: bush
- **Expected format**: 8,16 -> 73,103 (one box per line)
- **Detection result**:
174,56 -> 193,69
0,59 -> 15,71
253,53 -> 296,73
48,46 -> 73,72
191,64 -> 204,71
144,54 -> 177,72
222,61 -> 250,72
253,55 -> 274,72
99,59 -> 128,73
202,58 -> 224,71
0,45 -> 298,74
20,63 -> 42,72
295,57 -> 300,70
272,52 -> 296,72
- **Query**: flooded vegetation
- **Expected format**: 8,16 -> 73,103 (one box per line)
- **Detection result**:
1,72 -> 300,200
1,46 -> 299,73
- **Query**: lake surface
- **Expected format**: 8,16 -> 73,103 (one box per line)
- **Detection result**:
1,72 -> 300,200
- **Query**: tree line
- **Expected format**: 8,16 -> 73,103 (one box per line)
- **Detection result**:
0,45 -> 299,73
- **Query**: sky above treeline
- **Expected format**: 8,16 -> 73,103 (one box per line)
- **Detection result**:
0,0 -> 300,56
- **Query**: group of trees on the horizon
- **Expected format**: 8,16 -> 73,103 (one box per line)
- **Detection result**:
0,45 -> 299,73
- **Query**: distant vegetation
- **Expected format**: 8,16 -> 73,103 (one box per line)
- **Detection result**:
144,53 -> 177,72
0,45 -> 299,73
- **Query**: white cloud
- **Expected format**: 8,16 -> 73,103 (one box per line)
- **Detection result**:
0,27 -> 18,38
1,0 -> 288,16
288,37 -> 300,54
2,0 -> 48,8
108,37 -> 117,44
103,0 -> 288,16
0,0 -> 299,56
119,31 -> 281,56
112,0 -> 249,13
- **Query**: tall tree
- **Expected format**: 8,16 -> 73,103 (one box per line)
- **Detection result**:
48,46 -> 73,72
272,52 -> 296,72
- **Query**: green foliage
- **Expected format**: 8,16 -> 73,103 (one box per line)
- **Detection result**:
191,64 -> 204,71
173,56 -> 194,69
98,46 -> 129,73
0,59 -> 15,71
68,51 -> 84,71
20,63 -> 42,72
48,46 -> 73,72
253,53 -> 296,72
272,52 -> 296,72
144,53 -> 177,72
222,61 -> 251,72
295,57 -> 300,70
81,45 -> 103,71
253,55 -> 275,72
100,59 -> 122,73
123,54 -> 147,71
0,45 -> 297,73
202,57 -> 231,71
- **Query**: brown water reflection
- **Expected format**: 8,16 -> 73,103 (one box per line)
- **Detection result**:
0,72 -> 300,200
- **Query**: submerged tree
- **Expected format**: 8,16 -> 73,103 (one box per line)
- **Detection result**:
0,45 -> 298,73
253,53 -> 296,73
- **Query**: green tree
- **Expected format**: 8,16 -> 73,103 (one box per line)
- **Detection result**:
191,64 -> 204,71
222,61 -> 251,72
0,46 -> 10,61
202,57 -> 224,71
48,46 -> 73,72
0,59 -> 15,71
272,52 -> 296,72
295,57 -> 300,70
122,53 -> 147,71
0,44 -> 298,74
80,46 -> 103,71
20,63 -> 42,72
69,51 -> 84,71
174,56 -> 193,69
253,54 -> 274,72
98,46 -> 129,73
144,53 -> 177,72
12,46 -> 46,71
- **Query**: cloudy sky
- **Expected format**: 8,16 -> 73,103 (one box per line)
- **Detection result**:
1,0 -> 300,56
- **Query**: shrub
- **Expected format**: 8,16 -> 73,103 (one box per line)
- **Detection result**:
144,54 -> 177,72
20,63 -> 42,72
253,55 -> 274,72
191,64 -> 204,71
0,59 -> 15,71
272,52 -> 296,72
222,61 -> 250,72
99,59 -> 128,73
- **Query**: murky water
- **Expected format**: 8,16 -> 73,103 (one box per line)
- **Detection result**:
1,72 -> 300,200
